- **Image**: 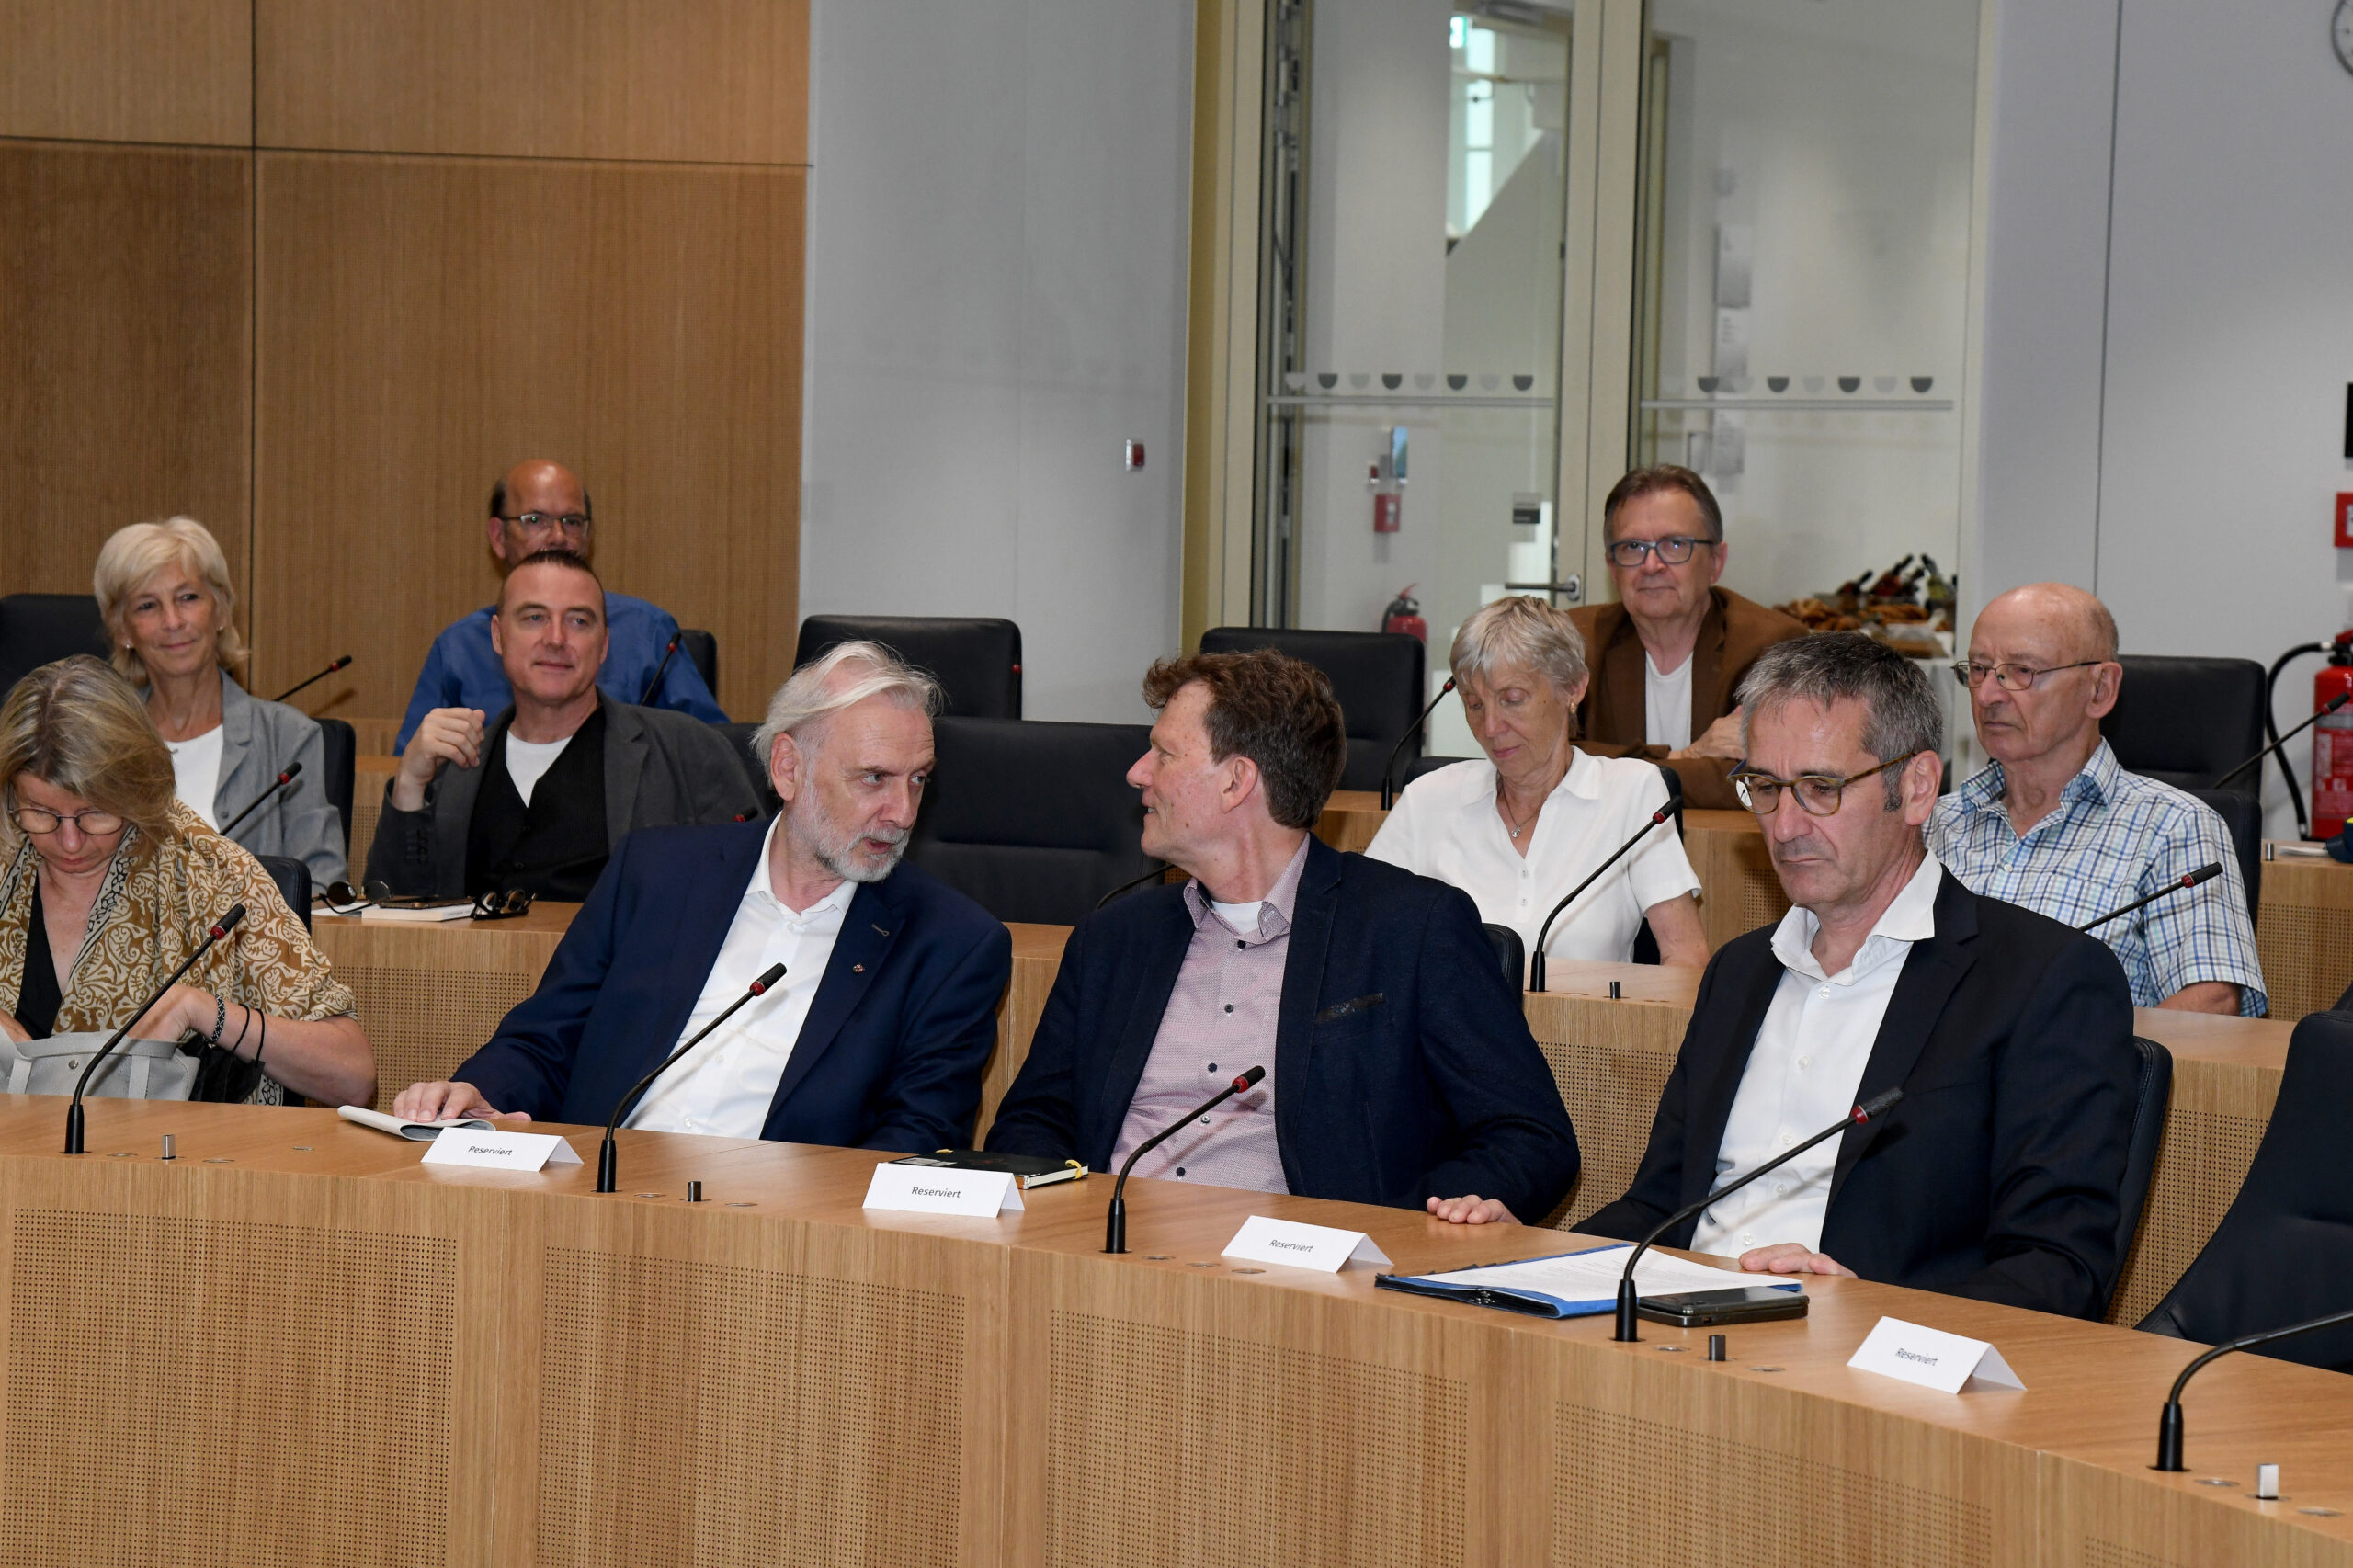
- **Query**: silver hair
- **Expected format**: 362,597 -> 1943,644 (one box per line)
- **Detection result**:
749,640 -> 943,775
1449,595 -> 1588,698
1735,632 -> 1942,809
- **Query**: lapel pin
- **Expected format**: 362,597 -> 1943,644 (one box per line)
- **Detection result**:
853,963 -> 864,973
871,924 -> 891,937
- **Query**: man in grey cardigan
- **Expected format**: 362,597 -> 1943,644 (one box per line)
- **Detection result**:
366,551 -> 758,901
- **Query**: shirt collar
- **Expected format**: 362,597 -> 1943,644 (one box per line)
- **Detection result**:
1954,738 -> 2118,819
1184,834 -> 1313,940
1559,745 -> 1604,801
1770,850 -> 1945,983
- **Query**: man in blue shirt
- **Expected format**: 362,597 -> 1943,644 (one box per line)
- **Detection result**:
394,459 -> 727,750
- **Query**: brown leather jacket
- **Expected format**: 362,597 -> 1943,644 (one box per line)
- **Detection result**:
1567,587 -> 1809,810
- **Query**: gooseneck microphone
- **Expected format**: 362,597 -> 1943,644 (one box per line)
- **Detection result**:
2075,862 -> 2223,934
597,961 -> 786,1193
639,636 -> 681,704
270,654 -> 351,705
1094,861 -> 1172,911
2153,1302 -> 2353,1471
65,904 -> 247,1153
1527,779 -> 1683,992
1381,679 -> 1457,810
1103,1064 -> 1266,1254
219,761 -> 303,836
1611,1087 -> 1904,1342
2211,691 -> 2351,791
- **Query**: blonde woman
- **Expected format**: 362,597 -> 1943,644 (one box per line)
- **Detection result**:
1368,595 -> 1710,982
0,658 -> 373,1105
94,517 -> 345,885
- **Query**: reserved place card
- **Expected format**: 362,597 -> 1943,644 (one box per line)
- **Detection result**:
863,1161 -> 1024,1217
1221,1214 -> 1393,1273
1847,1315 -> 2024,1394
421,1127 -> 583,1171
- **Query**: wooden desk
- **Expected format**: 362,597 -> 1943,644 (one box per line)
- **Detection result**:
0,1100 -> 2344,1566
2255,844 -> 2353,1020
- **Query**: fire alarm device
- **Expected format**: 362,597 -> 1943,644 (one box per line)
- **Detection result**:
2336,494 -> 2353,549
1123,440 -> 1145,472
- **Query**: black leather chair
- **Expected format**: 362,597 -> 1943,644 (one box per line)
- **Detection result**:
1199,628 -> 1424,792
316,718 -> 356,857
2137,1012 -> 2353,1369
1483,925 -> 1525,991
2109,1036 -> 2173,1314
795,616 -> 1021,720
676,629 -> 718,699
1405,754 -> 1472,786
903,717 -> 1156,925
255,855 -> 313,931
711,722 -> 778,815
2101,655 -> 2265,790
0,594 -> 108,691
2187,787 -> 2261,925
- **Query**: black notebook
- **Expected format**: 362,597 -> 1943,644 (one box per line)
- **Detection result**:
891,1150 -> 1087,1188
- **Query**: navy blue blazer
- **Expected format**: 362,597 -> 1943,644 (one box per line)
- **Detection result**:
1580,869 -> 2138,1320
452,819 -> 1012,1153
985,835 -> 1579,1219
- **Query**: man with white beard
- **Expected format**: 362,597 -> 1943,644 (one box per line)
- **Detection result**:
392,642 -> 1012,1153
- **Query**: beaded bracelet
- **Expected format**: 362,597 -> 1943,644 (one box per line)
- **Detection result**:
207,994 -> 226,1045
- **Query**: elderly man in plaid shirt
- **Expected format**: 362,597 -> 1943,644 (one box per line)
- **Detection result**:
1927,584 -> 2266,1017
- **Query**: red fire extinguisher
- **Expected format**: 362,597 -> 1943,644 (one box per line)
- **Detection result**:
1381,585 -> 1427,642
2313,637 -> 2353,838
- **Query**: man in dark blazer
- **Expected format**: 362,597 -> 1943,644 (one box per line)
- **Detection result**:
986,649 -> 1578,1222
392,642 -> 1010,1152
1579,634 -> 2140,1320
366,551 -> 758,901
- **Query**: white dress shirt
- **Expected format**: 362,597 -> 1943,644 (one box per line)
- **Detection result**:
1643,650 -> 1695,750
1688,852 -> 1945,1258
626,814 -> 856,1137
165,726 -> 225,829
1366,749 -> 1700,980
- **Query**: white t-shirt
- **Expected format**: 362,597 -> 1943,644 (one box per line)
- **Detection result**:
629,814 -> 859,1138
165,727 -> 225,829
1365,749 -> 1700,982
1644,649 -> 1695,751
504,733 -> 574,808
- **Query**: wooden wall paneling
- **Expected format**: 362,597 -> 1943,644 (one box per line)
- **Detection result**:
253,152 -> 803,720
256,0 -> 810,165
0,142 -> 250,608
2255,850 -> 2353,1022
0,0 -> 249,145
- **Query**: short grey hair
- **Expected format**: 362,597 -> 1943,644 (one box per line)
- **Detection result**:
749,640 -> 943,772
1736,632 -> 1941,809
1449,596 -> 1588,698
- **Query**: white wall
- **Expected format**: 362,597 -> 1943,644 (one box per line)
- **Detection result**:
799,0 -> 1193,722
1973,0 -> 2353,835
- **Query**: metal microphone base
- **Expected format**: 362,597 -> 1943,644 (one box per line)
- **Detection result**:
63,1103 -> 84,1155
2153,1401 -> 2186,1471
1104,1196 -> 1127,1254
1613,1278 -> 1641,1342
595,1137 -> 619,1194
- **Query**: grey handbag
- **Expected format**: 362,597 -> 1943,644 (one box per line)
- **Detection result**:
2,1031 -> 199,1100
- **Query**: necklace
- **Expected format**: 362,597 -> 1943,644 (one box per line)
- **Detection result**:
1499,794 -> 1540,841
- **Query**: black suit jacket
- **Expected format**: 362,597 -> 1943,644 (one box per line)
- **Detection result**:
1580,867 -> 2137,1320
985,835 -> 1580,1219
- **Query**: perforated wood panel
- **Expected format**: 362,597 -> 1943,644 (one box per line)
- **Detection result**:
2108,1107 -> 2273,1328
339,963 -> 535,1091
1536,1036 -> 1677,1229
3,1210 -> 453,1566
2081,1543 -> 2189,1568
349,760 -> 393,869
1739,869 -> 1791,937
2255,899 -> 2353,1021
537,1248 -> 965,1568
1554,1405 -> 1989,1568
1046,1312 -> 1465,1568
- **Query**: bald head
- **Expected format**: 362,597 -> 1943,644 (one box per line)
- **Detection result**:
1964,581 -> 2121,777
486,460 -> 593,566
1978,583 -> 2118,665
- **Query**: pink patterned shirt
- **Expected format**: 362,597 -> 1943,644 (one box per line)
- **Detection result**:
1108,836 -> 1310,1192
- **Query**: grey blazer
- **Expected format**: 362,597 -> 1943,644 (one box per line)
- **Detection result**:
150,673 -> 347,889
363,698 -> 761,898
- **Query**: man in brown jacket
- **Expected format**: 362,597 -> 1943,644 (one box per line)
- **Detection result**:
1567,465 -> 1806,810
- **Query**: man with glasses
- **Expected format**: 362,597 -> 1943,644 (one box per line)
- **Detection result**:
1927,583 -> 2264,1016
393,459 -> 726,751
1567,465 -> 1806,809
1581,633 -> 2140,1320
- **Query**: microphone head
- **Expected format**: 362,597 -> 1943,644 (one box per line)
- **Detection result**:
1439,676 -> 1457,694
213,903 -> 248,937
2332,692 -> 2353,714
330,654 -> 352,672
1233,1064 -> 1267,1092
748,960 -> 788,994
1853,1087 -> 1904,1122
281,760 -> 303,782
2185,861 -> 2223,887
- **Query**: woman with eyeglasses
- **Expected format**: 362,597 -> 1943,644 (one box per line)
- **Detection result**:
0,657 -> 374,1107
94,517 -> 347,888
1367,596 -> 1710,986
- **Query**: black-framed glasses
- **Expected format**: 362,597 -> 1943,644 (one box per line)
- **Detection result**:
322,879 -> 393,915
1732,752 -> 1919,818
472,888 -> 535,921
1950,659 -> 2105,692
495,511 -> 590,535
1606,534 -> 1712,568
12,804 -> 125,836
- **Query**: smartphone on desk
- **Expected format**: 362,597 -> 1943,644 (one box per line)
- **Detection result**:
1635,1286 -> 1809,1328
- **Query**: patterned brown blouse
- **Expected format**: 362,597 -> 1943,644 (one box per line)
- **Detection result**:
0,801 -> 357,1103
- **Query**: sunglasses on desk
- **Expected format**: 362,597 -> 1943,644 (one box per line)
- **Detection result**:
471,888 -> 535,921
320,881 -> 534,920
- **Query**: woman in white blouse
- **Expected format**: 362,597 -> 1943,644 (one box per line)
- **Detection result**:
1368,595 -> 1710,983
